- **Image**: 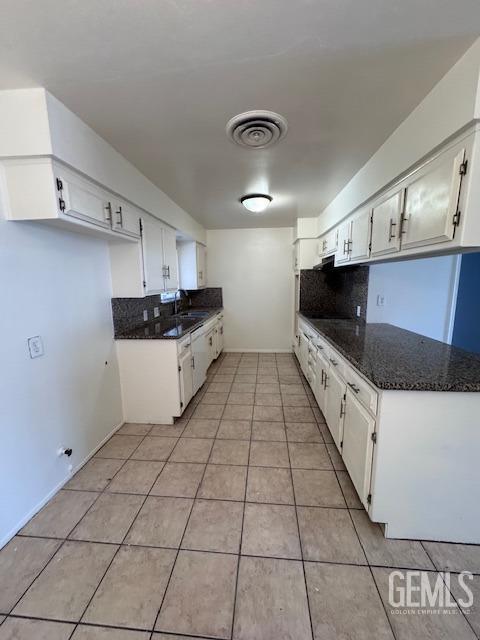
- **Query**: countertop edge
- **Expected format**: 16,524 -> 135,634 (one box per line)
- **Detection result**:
298,313 -> 480,393
115,307 -> 223,341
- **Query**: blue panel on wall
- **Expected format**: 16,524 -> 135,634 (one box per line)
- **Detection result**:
452,253 -> 480,354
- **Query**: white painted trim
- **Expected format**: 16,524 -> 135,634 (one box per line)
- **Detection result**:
0,420 -> 125,550
225,348 -> 293,353
445,254 -> 462,344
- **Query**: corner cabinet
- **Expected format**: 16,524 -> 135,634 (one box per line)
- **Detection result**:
178,241 -> 207,289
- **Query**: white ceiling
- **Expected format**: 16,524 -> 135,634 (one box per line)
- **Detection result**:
0,1 -> 479,229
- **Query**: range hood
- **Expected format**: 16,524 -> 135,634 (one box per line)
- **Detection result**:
313,254 -> 335,270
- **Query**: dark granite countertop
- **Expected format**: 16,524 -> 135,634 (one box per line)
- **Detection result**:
115,308 -> 223,340
299,313 -> 480,392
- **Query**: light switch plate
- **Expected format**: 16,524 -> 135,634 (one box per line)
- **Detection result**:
376,294 -> 385,307
28,336 -> 44,359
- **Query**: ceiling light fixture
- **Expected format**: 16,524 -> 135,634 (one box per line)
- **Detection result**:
240,194 -> 272,213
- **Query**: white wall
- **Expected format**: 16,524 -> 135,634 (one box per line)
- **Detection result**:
0,89 -> 206,243
314,37 -> 480,235
206,228 -> 294,351
0,175 -> 123,548
367,255 -> 460,342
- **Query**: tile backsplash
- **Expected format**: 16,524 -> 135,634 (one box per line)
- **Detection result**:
111,287 -> 223,334
299,266 -> 369,321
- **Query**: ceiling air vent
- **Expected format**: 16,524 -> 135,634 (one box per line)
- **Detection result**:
226,110 -> 288,149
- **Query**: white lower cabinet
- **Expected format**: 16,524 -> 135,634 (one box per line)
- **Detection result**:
117,312 -> 223,424
295,316 -> 480,543
178,343 -> 194,411
323,363 -> 346,451
298,332 -> 309,377
341,389 -> 375,509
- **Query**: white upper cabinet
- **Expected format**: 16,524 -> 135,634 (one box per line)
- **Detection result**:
110,199 -> 141,239
293,238 -> 318,271
58,172 -> 112,229
178,241 -> 207,290
370,189 -> 404,258
141,215 -> 166,294
162,226 -> 179,291
401,147 -> 466,250
140,215 -> 178,294
335,219 -> 352,264
318,227 -> 339,257
197,243 -> 207,287
349,208 -> 371,262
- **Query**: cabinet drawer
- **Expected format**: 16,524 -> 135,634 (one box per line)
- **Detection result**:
177,335 -> 191,356
312,334 -> 331,360
343,367 -> 378,415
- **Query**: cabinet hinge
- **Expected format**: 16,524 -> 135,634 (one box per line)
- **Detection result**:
459,160 -> 468,176
371,432 -> 377,444
367,493 -> 372,504
178,365 -> 181,372
340,440 -> 343,449
452,210 -> 462,227
58,198 -> 66,212
56,178 -> 63,192
139,219 -> 143,235
180,401 -> 183,408
370,213 -> 373,224
142,280 -> 146,288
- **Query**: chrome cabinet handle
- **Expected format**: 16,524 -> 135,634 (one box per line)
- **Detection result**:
116,205 -> 123,227
105,202 -> 112,223
323,374 -> 328,389
321,369 -> 325,384
340,400 -> 346,418
348,382 -> 360,394
388,218 -> 396,241
191,356 -> 195,369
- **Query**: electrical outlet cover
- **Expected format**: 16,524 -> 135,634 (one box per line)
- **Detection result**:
28,336 -> 44,358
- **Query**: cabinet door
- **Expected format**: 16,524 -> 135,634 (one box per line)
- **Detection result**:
371,190 -> 404,257
196,244 -> 207,287
111,200 -> 141,238
314,351 -> 329,413
141,216 -> 166,294
323,364 -> 346,451
58,174 -> 111,229
217,321 -> 224,355
178,349 -> 194,411
342,389 -> 376,508
336,220 -> 352,264
401,147 -> 466,250
299,333 -> 309,377
350,208 -> 371,261
162,227 -> 179,291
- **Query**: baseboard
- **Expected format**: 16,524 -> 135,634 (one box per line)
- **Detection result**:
0,419 -> 125,550
224,348 -> 293,353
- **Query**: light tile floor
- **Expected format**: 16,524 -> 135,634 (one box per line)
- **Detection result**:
1,352 -> 479,639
